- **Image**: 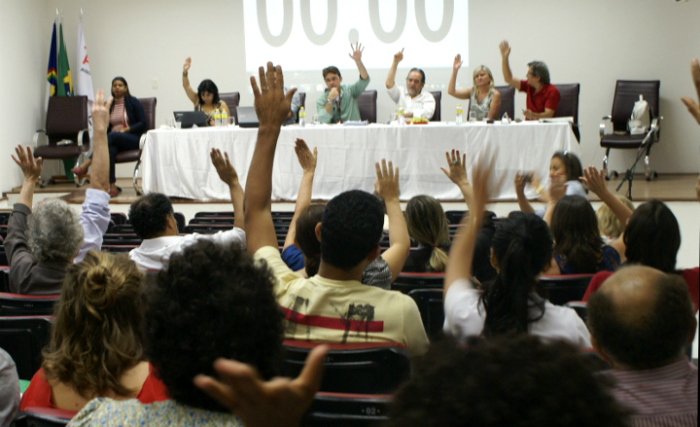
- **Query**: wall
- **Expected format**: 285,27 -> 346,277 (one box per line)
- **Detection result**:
1,0 -> 699,193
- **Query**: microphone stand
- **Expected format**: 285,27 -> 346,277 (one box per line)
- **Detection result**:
616,123 -> 657,200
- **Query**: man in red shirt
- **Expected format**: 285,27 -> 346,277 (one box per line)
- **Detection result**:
499,40 -> 560,120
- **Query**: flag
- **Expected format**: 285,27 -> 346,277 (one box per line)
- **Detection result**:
75,19 -> 93,102
46,21 -> 57,101
57,23 -> 73,96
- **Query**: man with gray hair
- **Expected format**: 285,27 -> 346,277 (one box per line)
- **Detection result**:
5,90 -> 112,294
499,40 -> 560,120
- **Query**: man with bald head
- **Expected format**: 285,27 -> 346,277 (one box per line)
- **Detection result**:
588,266 -> 697,427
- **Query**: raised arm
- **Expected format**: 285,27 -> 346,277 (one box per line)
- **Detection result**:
499,40 -> 520,89
244,63 -> 297,254
444,151 -> 496,296
374,159 -> 410,282
11,146 -> 42,209
385,48 -> 403,89
514,171 -> 535,213
182,57 -> 199,105
441,149 -> 473,208
487,89 -> 502,120
349,42 -> 369,80
681,58 -> 700,125
542,178 -> 566,227
88,91 -> 110,192
211,148 -> 245,231
283,139 -> 318,250
447,54 -> 471,100
581,166 -> 634,227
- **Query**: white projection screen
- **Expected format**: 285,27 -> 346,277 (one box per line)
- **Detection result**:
242,0 -> 469,72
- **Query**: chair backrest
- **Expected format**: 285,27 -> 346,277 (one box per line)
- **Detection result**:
391,272 -> 444,294
297,92 -> 306,123
136,97 -> 157,131
553,83 -> 581,142
0,292 -> 60,316
0,316 -> 53,380
219,91 -> 241,123
0,267 -> 9,292
495,85 -> 515,119
46,96 -> 89,143
564,301 -> 588,322
430,90 -> 442,121
610,80 -> 660,132
282,340 -> 411,394
408,288 -> 444,341
303,392 -> 391,426
13,407 -> 74,427
358,90 -> 377,123
538,274 -> 594,306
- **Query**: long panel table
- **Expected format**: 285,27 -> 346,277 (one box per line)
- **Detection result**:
141,121 -> 579,201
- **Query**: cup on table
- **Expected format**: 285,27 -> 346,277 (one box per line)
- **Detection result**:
166,118 -> 175,128
228,116 -> 236,127
469,111 -> 477,122
389,113 -> 398,124
312,114 -> 319,125
175,120 -> 182,129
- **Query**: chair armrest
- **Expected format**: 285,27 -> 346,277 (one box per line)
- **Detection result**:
139,133 -> 147,150
33,130 -> 47,147
599,116 -> 612,138
76,128 -> 89,147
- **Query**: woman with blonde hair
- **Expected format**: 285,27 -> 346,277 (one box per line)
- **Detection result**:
403,195 -> 450,272
447,55 -> 502,120
20,250 -> 167,413
596,195 -> 634,243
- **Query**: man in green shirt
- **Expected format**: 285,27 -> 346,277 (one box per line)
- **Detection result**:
317,42 -> 370,124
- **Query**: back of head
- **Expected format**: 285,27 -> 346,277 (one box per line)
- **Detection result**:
551,195 -> 603,273
405,195 -> 449,272
42,250 -> 145,398
145,240 -> 283,412
320,190 -> 384,271
481,212 -> 553,336
551,151 -> 584,183
197,79 -> 220,104
527,61 -> 551,85
588,266 -> 695,370
28,199 -> 83,262
386,335 -> 629,427
624,200 -> 680,272
295,203 -> 326,276
322,66 -> 341,79
129,193 -> 173,239
597,195 -> 634,239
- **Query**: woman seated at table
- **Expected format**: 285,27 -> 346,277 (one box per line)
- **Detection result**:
182,57 -> 230,125
20,250 -> 168,414
447,55 -> 501,121
71,77 -> 146,197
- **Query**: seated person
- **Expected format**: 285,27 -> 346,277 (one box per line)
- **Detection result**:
246,63 -> 428,355
181,57 -> 230,124
402,195 -> 450,272
128,148 -> 245,271
596,194 -> 634,244
67,240 -> 297,426
0,348 -> 19,425
72,77 -> 146,197
5,90 -> 112,294
588,266 -> 698,426
499,40 -> 560,119
443,154 -> 590,346
316,42 -> 370,124
21,250 -> 168,413
448,54 -> 501,121
385,49 -> 435,119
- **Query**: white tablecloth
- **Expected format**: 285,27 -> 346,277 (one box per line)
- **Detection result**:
141,121 -> 579,201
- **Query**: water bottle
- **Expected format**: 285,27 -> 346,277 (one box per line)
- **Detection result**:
455,104 -> 463,124
397,105 -> 405,125
214,109 -> 222,127
221,109 -> 228,127
298,106 -> 306,127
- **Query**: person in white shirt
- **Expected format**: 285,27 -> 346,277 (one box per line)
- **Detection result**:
128,149 -> 245,271
385,49 -> 435,120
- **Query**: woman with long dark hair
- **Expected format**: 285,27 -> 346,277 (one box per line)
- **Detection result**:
182,57 -> 230,124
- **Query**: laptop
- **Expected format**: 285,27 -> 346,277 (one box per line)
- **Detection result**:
236,106 -> 259,128
173,111 -> 209,128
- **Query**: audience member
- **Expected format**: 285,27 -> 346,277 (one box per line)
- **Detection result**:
402,195 -> 450,272
448,55 -> 502,121
21,250 -> 168,413
5,90 -> 112,294
181,57 -> 230,123
317,43 -> 370,124
68,240 -> 307,426
681,58 -> 700,125
385,49 -> 435,119
128,148 -> 245,271
385,335 -> 629,427
245,62 -> 428,355
443,152 -> 590,346
597,194 -> 634,243
499,40 -> 560,119
0,347 -> 20,425
72,77 -> 146,197
588,266 -> 698,427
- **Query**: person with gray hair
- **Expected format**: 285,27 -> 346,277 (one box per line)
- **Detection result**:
5,90 -> 113,295
499,40 -> 560,120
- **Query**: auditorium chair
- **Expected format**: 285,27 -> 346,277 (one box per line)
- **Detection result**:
358,90 -> 378,123
113,97 -> 157,195
495,85 -> 515,119
12,407 -> 74,427
302,392 -> 391,427
219,92 -> 240,123
430,91 -> 442,121
0,293 -> 60,316
538,274 -> 594,306
282,340 -> 411,394
0,316 -> 52,380
564,300 -> 588,322
553,83 -> 581,142
33,96 -> 90,187
600,80 -> 661,181
0,267 -> 9,293
408,288 -> 444,341
391,272 -> 444,294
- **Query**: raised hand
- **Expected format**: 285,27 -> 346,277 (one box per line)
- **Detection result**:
470,149 -> 500,212
91,89 -> 111,133
374,159 -> 400,202
183,57 -> 192,73
393,48 -> 404,63
441,149 -> 469,187
499,40 -> 511,57
580,165 -> 608,197
12,145 -> 42,182
294,139 -> 317,174
681,58 -> 700,125
514,171 -> 528,197
210,148 -> 239,187
349,42 -> 364,62
250,62 -> 296,128
453,54 -> 463,71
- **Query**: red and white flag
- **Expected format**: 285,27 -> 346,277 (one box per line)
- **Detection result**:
75,18 -> 94,136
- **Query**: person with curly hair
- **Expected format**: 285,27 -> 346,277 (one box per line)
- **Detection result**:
5,90 -> 112,294
20,250 -> 167,414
